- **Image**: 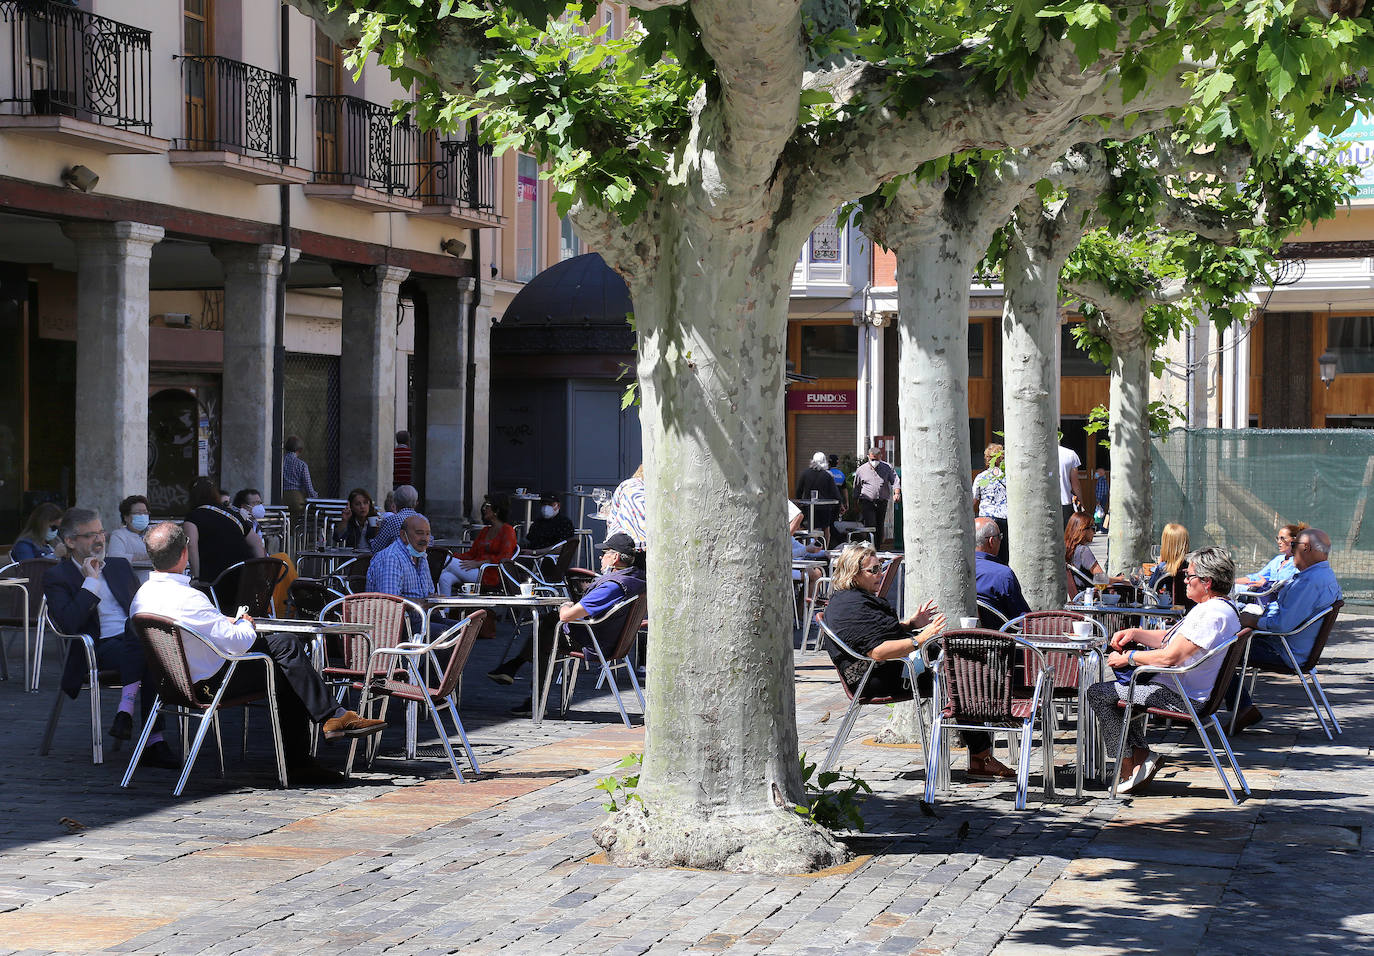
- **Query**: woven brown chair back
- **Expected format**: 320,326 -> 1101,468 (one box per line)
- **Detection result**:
218,557 -> 287,616
1195,628 -> 1253,720
1300,600 -> 1343,671
340,593 -> 410,674
131,613 -> 203,711
548,537 -> 579,583
425,547 -> 452,583
605,594 -> 650,662
565,568 -> 597,601
939,630 -> 1015,722
431,610 -> 485,699
875,555 -> 903,601
0,558 -> 58,623
1010,610 -> 1087,691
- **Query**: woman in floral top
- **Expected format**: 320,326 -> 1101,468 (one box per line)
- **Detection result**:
971,443 -> 1009,563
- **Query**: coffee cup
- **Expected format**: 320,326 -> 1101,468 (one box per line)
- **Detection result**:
461,583 -> 479,595
959,616 -> 980,629
1071,621 -> 1094,639
1102,593 -> 1120,606
519,582 -> 534,596
367,515 -> 379,529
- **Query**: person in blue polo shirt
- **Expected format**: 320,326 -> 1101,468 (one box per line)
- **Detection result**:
1229,527 -> 1343,731
973,517 -> 1030,624
487,532 -> 646,715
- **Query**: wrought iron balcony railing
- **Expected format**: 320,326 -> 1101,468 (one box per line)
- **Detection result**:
174,55 -> 295,163
308,93 -> 419,195
411,138 -> 496,211
0,0 -> 152,133
308,93 -> 496,212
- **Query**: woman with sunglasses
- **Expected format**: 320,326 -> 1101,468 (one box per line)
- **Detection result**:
822,542 -> 1014,780
1236,522 -> 1306,592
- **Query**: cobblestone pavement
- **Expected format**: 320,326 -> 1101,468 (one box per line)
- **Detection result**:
0,609 -> 1368,955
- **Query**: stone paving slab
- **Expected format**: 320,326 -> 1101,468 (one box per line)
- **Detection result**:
0,610 -> 1371,954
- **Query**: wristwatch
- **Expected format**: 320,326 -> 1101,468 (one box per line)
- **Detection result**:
1127,650 -> 1137,666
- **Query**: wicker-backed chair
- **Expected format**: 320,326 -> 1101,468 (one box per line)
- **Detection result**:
346,611 -> 485,781
1,557 -> 57,690
206,557 -> 288,617
922,628 -> 1054,810
875,554 -> 903,603
1233,600 -> 1343,738
122,613 -> 288,796
38,607 -> 126,764
817,614 -> 927,774
539,594 -> 649,727
318,593 -> 417,694
563,568 -> 598,602
1114,628 -> 1254,805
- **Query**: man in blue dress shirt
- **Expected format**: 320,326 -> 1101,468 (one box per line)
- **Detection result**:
1231,528 -> 1343,730
973,518 -> 1030,625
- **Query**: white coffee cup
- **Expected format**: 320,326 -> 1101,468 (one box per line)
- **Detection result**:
367,515 -> 379,529
461,583 -> 479,595
959,616 -> 980,629
1071,621 -> 1094,639
519,582 -> 534,596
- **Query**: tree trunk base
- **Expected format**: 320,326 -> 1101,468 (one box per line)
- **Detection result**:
593,803 -> 848,874
872,699 -> 924,745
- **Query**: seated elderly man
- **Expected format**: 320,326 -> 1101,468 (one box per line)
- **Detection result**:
44,507 -> 172,765
823,543 -> 1015,780
131,522 -> 385,785
368,485 -> 421,553
486,533 -> 647,716
366,513 -> 436,606
1229,527 -> 1343,731
973,517 -> 1030,624
1087,546 -> 1242,794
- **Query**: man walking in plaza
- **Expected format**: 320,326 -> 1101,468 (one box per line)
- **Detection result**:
1058,440 -> 1083,528
132,522 -> 385,785
393,430 -> 413,488
854,446 -> 897,547
1230,527 -> 1343,730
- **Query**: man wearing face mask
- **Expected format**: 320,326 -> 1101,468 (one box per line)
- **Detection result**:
366,513 -> 437,607
107,494 -> 151,562
43,507 -> 174,765
232,488 -> 268,534
526,493 -> 575,552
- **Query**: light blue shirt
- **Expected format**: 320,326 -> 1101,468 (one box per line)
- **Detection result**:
1251,553 -> 1297,586
1257,560 -> 1342,659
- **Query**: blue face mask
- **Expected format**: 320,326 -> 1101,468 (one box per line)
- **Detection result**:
130,514 -> 150,533
45,528 -> 58,542
405,541 -> 426,560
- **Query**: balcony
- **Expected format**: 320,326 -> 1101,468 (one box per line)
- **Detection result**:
0,0 -> 167,154
305,94 -> 500,221
410,138 -> 502,227
167,55 -> 308,185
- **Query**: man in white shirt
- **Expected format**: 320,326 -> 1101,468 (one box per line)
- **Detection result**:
131,522 -> 386,785
1057,442 -> 1083,528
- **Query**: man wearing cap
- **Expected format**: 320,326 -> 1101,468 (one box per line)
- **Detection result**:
486,532 -> 647,715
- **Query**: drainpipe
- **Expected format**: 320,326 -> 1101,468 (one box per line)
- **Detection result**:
270,1 -> 291,500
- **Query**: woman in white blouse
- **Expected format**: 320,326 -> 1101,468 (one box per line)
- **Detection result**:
106,494 -> 150,562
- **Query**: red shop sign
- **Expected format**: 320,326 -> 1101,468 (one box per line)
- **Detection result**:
787,388 -> 856,411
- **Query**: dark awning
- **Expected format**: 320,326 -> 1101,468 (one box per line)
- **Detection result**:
499,252 -> 633,326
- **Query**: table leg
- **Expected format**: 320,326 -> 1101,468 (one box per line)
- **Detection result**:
531,607 -> 543,726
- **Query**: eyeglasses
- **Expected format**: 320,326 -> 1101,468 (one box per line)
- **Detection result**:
860,564 -> 883,574
70,530 -> 104,540
1183,572 -> 1207,582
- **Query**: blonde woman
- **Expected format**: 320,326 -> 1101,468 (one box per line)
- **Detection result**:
1148,523 -> 1193,609
822,543 -> 1014,780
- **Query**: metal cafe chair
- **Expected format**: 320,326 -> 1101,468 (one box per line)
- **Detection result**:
1113,629 -> 1254,805
1231,601 -> 1344,738
539,594 -> 649,728
205,557 -> 288,617
38,606 -> 126,765
123,614 -> 288,796
0,557 -> 57,691
346,611 -> 485,782
922,628 -> 1054,811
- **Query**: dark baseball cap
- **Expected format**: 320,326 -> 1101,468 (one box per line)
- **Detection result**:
596,532 -> 640,562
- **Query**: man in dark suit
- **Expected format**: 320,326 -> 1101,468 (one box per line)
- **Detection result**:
45,506 -> 174,767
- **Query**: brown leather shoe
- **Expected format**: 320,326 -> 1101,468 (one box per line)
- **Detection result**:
322,710 -> 387,741
967,754 -> 1016,780
1234,706 -> 1263,733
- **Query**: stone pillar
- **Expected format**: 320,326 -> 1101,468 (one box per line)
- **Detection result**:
334,263 -> 410,499
469,280 -> 495,520
61,221 -> 164,529
214,243 -> 291,499
414,276 -> 473,534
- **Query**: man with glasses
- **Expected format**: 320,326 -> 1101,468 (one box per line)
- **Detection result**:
973,517 -> 1029,623
1229,528 -> 1343,731
43,507 -> 175,767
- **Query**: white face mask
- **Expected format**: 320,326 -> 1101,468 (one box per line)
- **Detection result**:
251,504 -> 267,520
540,505 -> 556,519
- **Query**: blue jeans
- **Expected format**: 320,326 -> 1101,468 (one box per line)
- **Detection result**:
1227,636 -> 1297,711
